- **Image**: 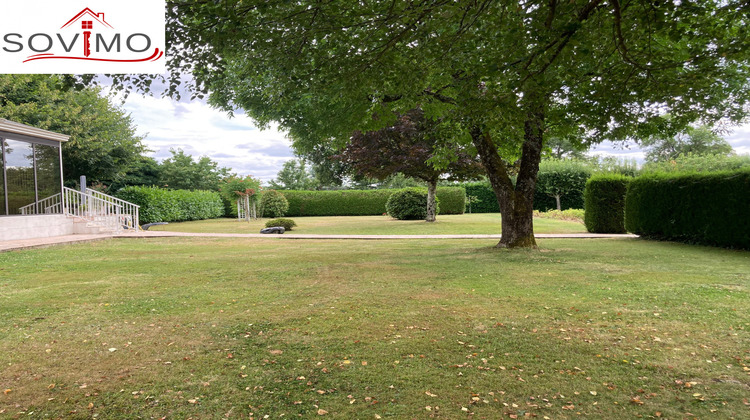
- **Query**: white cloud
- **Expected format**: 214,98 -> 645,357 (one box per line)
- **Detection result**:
119,93 -> 295,181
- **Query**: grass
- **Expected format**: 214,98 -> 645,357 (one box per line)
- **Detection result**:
148,213 -> 588,235
1,238 -> 748,419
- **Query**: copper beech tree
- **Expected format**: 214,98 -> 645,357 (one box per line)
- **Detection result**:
337,109 -> 482,222
104,1 -> 750,248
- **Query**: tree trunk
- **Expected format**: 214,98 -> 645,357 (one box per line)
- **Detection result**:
470,94 -> 546,249
426,179 -> 437,222
555,195 -> 561,211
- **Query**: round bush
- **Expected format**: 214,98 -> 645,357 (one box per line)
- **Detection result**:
260,190 -> 289,218
386,188 -> 439,220
265,218 -> 297,231
584,174 -> 631,233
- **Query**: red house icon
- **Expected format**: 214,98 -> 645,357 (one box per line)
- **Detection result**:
60,8 -> 113,57
60,8 -> 113,30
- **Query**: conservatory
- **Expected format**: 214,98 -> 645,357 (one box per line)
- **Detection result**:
0,119 -> 140,241
0,118 -> 67,216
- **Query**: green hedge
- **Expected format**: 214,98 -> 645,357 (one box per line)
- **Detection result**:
116,186 -> 224,225
464,182 -> 500,213
584,175 -> 631,233
281,187 -> 465,217
434,187 -> 465,214
625,169 -> 750,248
463,181 -> 584,213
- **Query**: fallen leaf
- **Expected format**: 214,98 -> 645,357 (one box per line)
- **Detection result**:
108,348 -> 117,352
3,389 -> 10,395
269,350 -> 283,355
317,409 -> 328,415
590,391 -> 597,396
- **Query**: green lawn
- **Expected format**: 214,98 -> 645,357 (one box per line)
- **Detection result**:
148,213 -> 588,235
1,238 -> 748,419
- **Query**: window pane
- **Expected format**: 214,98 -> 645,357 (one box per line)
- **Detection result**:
5,140 -> 35,214
35,144 -> 62,214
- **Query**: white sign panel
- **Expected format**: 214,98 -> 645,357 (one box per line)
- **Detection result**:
0,1 -> 166,74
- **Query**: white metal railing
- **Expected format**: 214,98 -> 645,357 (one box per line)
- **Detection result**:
62,187 -> 140,232
19,193 -> 62,215
18,187 -> 140,232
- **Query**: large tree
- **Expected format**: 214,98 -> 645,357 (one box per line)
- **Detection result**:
0,75 -> 146,186
338,109 -> 483,222
157,1 -> 749,248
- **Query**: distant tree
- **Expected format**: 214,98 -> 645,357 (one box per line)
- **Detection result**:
159,148 -> 232,191
380,173 -> 423,189
268,158 -> 319,190
337,109 -> 483,222
544,137 -> 589,160
295,145 -> 350,189
108,156 -> 162,192
643,126 -> 734,163
0,74 -> 146,186
535,160 -> 593,211
642,153 -> 750,173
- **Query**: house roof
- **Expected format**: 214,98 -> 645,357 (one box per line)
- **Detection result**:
0,119 -> 70,143
61,8 -> 113,29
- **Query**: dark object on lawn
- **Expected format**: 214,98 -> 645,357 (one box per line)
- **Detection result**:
260,227 -> 285,234
142,222 -> 169,231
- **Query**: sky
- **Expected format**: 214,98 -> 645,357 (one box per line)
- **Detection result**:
120,93 -> 750,182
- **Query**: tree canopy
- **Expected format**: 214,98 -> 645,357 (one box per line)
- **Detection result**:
643,126 -> 735,163
268,158 -> 320,190
159,148 -> 233,191
156,0 -> 750,247
0,74 -> 146,186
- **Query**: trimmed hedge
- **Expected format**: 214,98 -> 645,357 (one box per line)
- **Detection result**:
625,169 -> 750,248
584,175 -> 631,233
464,182 -> 500,213
116,186 -> 224,225
463,181 -> 584,213
437,186 -> 466,214
281,187 -> 465,217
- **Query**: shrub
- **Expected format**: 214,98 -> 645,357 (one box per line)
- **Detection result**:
116,186 -> 224,225
534,209 -> 585,223
386,188 -> 439,220
280,187 -> 464,216
265,218 -> 297,231
625,169 -> 750,248
259,190 -> 289,218
584,175 -> 631,233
